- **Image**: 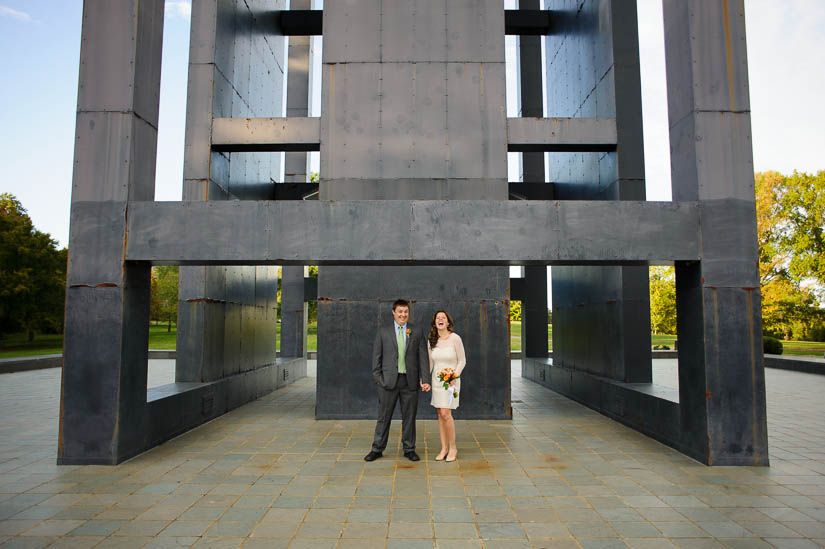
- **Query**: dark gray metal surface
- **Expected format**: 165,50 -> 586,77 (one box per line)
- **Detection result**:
665,0 -> 768,466
125,200 -> 700,265
59,0 -> 164,465
516,3 -> 549,361
62,0 -> 769,466
544,0 -> 652,393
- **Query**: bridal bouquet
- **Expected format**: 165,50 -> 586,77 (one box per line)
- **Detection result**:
437,368 -> 460,399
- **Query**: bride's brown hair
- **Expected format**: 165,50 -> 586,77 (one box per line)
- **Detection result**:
428,310 -> 454,348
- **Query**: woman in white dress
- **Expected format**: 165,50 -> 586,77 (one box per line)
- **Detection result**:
427,310 -> 466,462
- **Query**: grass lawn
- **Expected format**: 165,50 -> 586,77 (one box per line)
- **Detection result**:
509,321 -> 552,352
651,334 -> 677,348
0,321 -> 321,357
778,339 -> 825,357
147,321 -> 319,351
2,321 -> 823,359
0,332 -> 64,359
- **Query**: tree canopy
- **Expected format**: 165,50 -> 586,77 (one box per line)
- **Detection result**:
649,266 -> 676,335
150,266 -> 179,331
0,193 -> 67,343
755,171 -> 825,339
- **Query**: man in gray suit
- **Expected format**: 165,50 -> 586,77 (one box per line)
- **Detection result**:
365,299 -> 430,462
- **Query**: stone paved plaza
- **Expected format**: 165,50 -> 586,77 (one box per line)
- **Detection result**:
0,361 -> 823,548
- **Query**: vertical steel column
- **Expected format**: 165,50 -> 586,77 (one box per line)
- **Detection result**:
611,1 -> 652,383
316,0 -> 511,420
547,0 -> 651,383
177,0 -> 285,383
280,0 -> 311,358
59,0 -> 164,464
176,0 -> 227,383
284,0 -> 311,184
664,0 -> 769,465
280,266 -> 307,357
518,0 -> 549,359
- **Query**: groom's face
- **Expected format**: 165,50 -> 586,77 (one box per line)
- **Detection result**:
393,306 -> 409,326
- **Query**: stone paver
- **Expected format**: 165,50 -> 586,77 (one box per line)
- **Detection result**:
0,360 -> 823,548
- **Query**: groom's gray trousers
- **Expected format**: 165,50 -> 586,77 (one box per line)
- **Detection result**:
372,373 -> 418,453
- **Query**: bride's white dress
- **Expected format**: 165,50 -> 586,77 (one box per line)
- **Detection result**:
429,333 -> 466,410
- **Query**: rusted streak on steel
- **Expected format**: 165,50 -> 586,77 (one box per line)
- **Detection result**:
69,283 -> 119,288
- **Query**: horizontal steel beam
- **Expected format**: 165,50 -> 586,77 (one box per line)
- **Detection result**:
504,10 -> 552,35
275,10 -> 549,37
277,10 -> 322,35
507,117 -> 617,152
211,117 -> 321,153
509,182 -> 555,200
273,183 -> 319,200
124,200 -> 699,265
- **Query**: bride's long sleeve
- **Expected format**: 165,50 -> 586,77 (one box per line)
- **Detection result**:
453,334 -> 466,375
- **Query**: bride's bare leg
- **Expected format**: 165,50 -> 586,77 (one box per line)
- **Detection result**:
445,411 -> 457,460
436,409 -> 448,459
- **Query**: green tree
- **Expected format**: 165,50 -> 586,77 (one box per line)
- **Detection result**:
509,300 -> 521,321
307,265 -> 318,322
755,171 -> 825,339
649,266 -> 676,335
0,194 -> 67,344
150,266 -> 178,332
776,171 -> 825,288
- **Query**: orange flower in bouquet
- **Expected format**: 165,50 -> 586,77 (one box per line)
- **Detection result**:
437,368 -> 460,398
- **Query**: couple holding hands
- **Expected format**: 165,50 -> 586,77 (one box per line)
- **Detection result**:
364,299 -> 466,463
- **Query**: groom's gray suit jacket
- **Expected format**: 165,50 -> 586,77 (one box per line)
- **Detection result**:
372,323 -> 428,391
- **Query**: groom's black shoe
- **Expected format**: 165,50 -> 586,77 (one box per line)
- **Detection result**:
364,451 -> 382,462
404,451 -> 420,462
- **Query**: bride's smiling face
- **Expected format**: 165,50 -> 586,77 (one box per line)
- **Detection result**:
435,312 -> 449,331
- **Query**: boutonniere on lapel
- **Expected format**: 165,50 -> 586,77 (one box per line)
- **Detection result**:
406,328 -> 411,336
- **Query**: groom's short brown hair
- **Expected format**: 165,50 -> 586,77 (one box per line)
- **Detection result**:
392,299 -> 410,311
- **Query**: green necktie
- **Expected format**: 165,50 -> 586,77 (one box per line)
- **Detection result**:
397,326 -> 406,374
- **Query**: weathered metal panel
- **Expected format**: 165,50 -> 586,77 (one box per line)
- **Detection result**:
132,0 -> 164,127
507,117 -> 617,152
125,200 -> 700,264
183,64 -> 215,183
319,266 -> 509,301
71,113 -> 134,202
522,265 -> 548,359
60,0 -> 163,465
211,117 -> 320,150
66,201 -> 126,285
76,0 -> 138,113
281,266 -> 307,358
698,199 -> 759,287
665,0 -> 768,465
672,111 -> 756,202
446,62 -> 508,179
321,179 -> 508,201
286,35 -> 310,118
187,0 -> 218,65
381,0 -> 447,62
131,116 -> 159,202
322,0 -> 381,63
446,0 -> 505,62
320,63 -> 383,180
689,0 -> 751,113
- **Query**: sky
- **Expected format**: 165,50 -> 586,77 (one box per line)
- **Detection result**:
1,0 -> 824,250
